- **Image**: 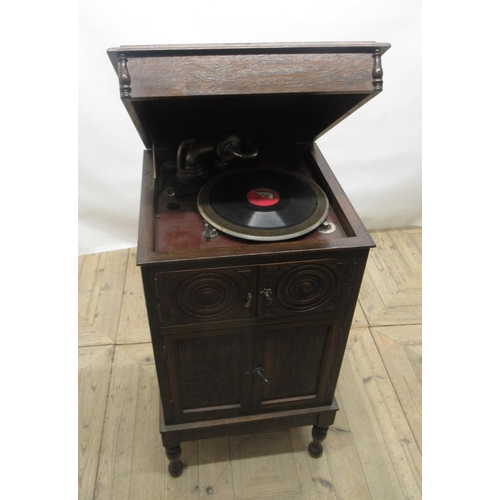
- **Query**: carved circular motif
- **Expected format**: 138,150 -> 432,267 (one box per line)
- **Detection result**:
176,273 -> 239,319
275,264 -> 336,311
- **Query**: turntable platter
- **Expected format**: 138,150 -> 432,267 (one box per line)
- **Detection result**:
197,168 -> 329,241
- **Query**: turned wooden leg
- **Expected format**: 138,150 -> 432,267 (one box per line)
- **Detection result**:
166,444 -> 184,477
308,425 -> 329,458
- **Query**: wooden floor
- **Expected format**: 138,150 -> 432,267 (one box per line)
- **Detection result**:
79,227 -> 422,500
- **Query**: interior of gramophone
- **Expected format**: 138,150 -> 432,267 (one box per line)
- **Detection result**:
136,92 -> 370,252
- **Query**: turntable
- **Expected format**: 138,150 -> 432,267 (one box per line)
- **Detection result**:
197,166 -> 329,241
108,42 -> 390,477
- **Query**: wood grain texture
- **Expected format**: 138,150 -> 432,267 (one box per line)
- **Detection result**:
289,426 -> 338,499
78,346 -> 114,500
197,437 -> 235,499
372,325 -> 422,451
230,432 -> 302,499
78,249 -> 129,346
116,248 -> 150,344
337,350 -> 405,499
127,53 -> 374,98
108,43 -> 390,149
358,228 -> 422,326
155,266 -> 257,326
93,343 -> 201,500
324,389 -> 372,499
348,330 -> 422,499
352,301 -> 368,328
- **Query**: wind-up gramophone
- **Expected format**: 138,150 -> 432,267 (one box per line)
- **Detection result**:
108,42 -> 390,477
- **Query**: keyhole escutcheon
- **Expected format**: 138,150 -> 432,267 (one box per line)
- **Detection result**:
254,367 -> 269,383
260,288 -> 273,307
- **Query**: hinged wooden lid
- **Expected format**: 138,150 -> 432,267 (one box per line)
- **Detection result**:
107,42 -> 390,149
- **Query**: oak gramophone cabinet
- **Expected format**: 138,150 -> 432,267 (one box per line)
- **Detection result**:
107,42 -> 390,477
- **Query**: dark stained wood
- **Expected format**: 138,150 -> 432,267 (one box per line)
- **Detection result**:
131,93 -> 373,149
257,258 -> 357,319
117,54 -> 131,98
137,147 -> 375,267
372,49 -> 384,90
122,53 -> 374,98
136,152 -> 155,265
163,327 -> 255,422
308,144 -> 376,246
165,445 -> 183,477
155,266 -> 258,326
108,43 -> 390,149
109,42 -> 389,478
107,42 -> 391,70
256,323 -> 329,403
160,401 -> 338,441
326,249 -> 371,403
308,425 -> 329,458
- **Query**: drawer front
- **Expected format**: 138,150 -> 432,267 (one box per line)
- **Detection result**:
155,267 -> 257,326
257,258 -> 357,319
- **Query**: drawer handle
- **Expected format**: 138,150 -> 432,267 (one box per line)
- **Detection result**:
260,288 -> 273,307
254,367 -> 269,384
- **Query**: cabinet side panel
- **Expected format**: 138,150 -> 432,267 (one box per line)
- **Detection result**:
140,266 -> 174,421
325,249 -> 371,402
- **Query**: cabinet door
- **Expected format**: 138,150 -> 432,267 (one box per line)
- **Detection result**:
257,258 -> 357,319
162,327 -> 254,422
155,266 -> 257,326
251,318 -> 343,412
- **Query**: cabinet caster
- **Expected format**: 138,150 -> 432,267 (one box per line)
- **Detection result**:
308,425 -> 329,458
166,445 -> 184,478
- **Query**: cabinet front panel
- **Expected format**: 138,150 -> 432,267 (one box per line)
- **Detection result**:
164,328 -> 254,421
257,258 -> 357,319
155,267 -> 257,326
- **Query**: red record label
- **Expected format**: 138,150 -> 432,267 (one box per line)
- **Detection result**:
246,187 -> 280,207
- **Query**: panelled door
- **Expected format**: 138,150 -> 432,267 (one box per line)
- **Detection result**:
251,317 -> 344,412
162,327 -> 255,423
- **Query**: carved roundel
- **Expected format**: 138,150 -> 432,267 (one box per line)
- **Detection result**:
275,264 -> 336,311
176,273 -> 240,319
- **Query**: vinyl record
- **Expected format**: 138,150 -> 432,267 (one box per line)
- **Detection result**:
197,168 -> 329,241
